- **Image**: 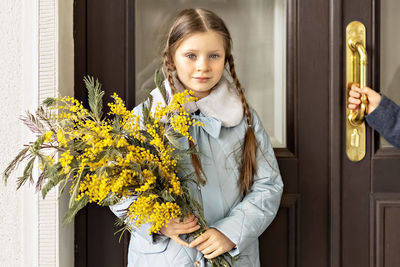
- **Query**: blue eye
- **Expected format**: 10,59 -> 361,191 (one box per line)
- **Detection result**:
210,54 -> 219,59
186,53 -> 196,59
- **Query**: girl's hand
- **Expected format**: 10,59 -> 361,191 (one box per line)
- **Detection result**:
348,83 -> 381,114
189,228 -> 236,259
159,215 -> 200,247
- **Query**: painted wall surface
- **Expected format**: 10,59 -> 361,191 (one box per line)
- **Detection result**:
0,0 -> 38,266
0,0 -> 74,266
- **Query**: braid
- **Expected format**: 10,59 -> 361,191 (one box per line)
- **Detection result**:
162,49 -> 206,185
162,51 -> 178,95
228,55 -> 253,126
189,139 -> 206,185
227,55 -> 257,195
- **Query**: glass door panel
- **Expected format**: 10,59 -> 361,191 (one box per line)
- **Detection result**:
380,0 -> 400,148
135,0 -> 287,147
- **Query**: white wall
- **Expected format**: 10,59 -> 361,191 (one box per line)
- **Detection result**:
0,0 -> 38,266
0,0 -> 74,266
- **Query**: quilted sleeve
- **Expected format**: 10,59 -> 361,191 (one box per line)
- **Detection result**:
109,197 -> 167,244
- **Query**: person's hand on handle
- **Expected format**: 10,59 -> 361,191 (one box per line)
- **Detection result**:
159,214 -> 200,247
189,228 -> 236,260
348,83 -> 381,114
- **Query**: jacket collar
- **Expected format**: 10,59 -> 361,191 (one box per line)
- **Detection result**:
160,72 -> 244,128
149,73 -> 244,138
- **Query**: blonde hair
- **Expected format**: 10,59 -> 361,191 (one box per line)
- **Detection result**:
162,8 -> 258,195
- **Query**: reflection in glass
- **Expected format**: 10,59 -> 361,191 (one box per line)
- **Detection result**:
135,0 -> 286,147
381,0 -> 400,148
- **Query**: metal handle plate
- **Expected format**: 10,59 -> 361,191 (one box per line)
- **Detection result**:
346,21 -> 367,161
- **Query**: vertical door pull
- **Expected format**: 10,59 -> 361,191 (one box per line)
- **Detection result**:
346,21 -> 367,161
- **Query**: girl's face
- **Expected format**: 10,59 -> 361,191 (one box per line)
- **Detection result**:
173,31 -> 226,99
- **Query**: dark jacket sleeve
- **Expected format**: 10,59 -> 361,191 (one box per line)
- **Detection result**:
365,94 -> 400,149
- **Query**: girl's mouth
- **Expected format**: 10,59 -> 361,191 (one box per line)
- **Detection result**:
193,77 -> 211,82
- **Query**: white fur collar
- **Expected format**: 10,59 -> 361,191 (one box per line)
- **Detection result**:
150,73 -> 243,127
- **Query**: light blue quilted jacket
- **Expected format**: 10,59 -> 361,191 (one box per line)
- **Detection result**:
110,78 -> 283,267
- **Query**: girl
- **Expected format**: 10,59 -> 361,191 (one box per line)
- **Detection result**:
111,8 -> 283,267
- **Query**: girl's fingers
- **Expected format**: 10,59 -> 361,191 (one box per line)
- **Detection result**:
189,224 -> 201,233
201,243 -> 218,255
169,216 -> 197,228
170,217 -> 181,224
182,216 -> 197,225
177,219 -> 198,231
162,215 -> 199,236
189,232 -> 209,248
178,224 -> 201,235
204,248 -> 224,260
195,238 -> 211,251
182,215 -> 196,223
169,220 -> 199,235
171,215 -> 196,225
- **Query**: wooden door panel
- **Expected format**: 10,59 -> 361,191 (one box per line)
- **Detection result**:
87,205 -> 127,266
371,1 -> 400,264
341,1 -> 400,267
73,0 -> 330,266
373,158 -> 400,192
297,0 -> 330,265
260,194 -> 300,267
74,1 -> 134,266
72,0 -> 400,267
371,194 -> 400,267
341,1 -> 372,267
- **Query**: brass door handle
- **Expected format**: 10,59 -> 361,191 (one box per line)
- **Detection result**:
348,40 -> 368,126
346,21 -> 367,161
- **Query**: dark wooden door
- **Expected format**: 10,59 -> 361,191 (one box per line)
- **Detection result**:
340,1 -> 400,267
73,1 -> 400,266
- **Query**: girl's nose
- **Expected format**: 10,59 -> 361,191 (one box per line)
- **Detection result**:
196,57 -> 209,71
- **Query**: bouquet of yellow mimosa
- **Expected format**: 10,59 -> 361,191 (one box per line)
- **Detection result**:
3,72 -> 237,267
